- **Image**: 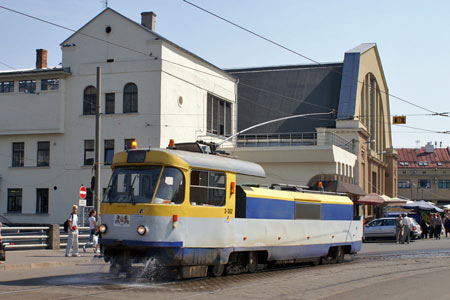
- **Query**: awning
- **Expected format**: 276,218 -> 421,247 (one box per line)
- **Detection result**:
324,181 -> 367,196
402,200 -> 443,212
356,193 -> 385,205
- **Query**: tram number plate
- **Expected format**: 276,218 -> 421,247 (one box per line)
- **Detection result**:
224,208 -> 233,214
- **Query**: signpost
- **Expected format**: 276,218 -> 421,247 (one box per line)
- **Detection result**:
79,186 -> 87,200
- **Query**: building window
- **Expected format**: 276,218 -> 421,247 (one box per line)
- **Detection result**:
104,139 -> 114,165
207,93 -> 232,137
12,142 -> 24,167
124,138 -> 135,150
37,141 -> 50,167
19,80 -> 36,93
190,170 -> 226,206
398,180 -> 411,189
105,93 -> 115,114
123,83 -> 138,113
418,179 -> 431,189
41,79 -> 59,91
0,81 -> 14,93
83,86 -> 97,115
438,180 -> 450,189
36,188 -> 49,214
7,189 -> 22,213
372,172 -> 377,193
84,140 -> 94,165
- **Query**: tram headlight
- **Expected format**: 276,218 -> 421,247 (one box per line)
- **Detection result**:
99,224 -> 107,234
137,225 -> 148,235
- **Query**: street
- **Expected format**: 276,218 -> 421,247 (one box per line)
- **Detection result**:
1,238 -> 450,300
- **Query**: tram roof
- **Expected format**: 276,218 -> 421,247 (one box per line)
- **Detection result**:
113,148 -> 266,178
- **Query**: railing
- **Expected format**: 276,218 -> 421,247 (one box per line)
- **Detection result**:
236,131 -> 356,154
0,226 -> 90,250
237,132 -> 317,147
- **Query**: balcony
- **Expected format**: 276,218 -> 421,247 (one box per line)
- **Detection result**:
236,131 -> 356,154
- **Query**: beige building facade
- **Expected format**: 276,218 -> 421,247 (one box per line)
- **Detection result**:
397,143 -> 450,205
227,44 -> 398,208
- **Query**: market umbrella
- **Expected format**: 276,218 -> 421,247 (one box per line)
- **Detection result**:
356,193 -> 385,205
402,200 -> 443,212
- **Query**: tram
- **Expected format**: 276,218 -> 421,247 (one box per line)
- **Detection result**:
99,141 -> 363,278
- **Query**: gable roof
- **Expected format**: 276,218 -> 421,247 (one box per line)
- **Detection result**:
60,8 -> 235,82
396,147 -> 450,169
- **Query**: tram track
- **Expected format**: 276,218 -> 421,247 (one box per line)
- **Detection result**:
2,253 -> 450,300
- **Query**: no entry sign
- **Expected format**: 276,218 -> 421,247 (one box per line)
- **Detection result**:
79,186 -> 87,199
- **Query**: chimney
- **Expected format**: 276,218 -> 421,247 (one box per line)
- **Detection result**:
141,11 -> 156,31
36,49 -> 48,69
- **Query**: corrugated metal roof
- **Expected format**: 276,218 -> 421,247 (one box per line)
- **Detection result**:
396,147 -> 450,168
227,64 -> 343,133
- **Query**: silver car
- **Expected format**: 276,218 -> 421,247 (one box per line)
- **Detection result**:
364,218 -> 396,241
363,217 -> 422,241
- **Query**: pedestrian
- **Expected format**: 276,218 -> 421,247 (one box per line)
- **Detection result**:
421,218 -> 429,239
83,210 -> 97,252
435,213 -> 442,240
402,214 -> 411,244
445,216 -> 450,238
65,205 -> 80,257
430,213 -> 436,239
395,214 -> 403,244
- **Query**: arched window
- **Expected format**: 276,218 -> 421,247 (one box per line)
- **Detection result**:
123,83 -> 138,113
83,86 -> 97,115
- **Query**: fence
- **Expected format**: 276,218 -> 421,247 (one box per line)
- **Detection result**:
0,226 -> 91,250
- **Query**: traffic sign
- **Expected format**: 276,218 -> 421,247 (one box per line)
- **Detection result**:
79,186 -> 87,199
393,115 -> 406,124
79,199 -> 87,207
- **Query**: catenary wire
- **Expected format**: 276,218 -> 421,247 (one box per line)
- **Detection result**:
1,4 -> 446,118
181,0 -> 446,116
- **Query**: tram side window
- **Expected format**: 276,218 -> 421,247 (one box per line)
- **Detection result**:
154,167 -> 185,204
190,170 -> 226,206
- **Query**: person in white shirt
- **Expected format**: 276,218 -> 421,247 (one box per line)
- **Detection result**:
83,210 -> 98,253
402,214 -> 412,244
65,205 -> 80,257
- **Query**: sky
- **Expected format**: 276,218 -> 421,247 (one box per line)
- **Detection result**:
1,0 -> 449,148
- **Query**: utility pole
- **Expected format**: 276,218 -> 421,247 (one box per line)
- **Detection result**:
95,67 -> 101,213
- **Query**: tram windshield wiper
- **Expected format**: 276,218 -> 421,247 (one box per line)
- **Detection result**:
127,174 -> 138,204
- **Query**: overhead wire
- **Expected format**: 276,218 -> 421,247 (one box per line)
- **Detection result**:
181,0 -> 447,116
2,4 -> 447,120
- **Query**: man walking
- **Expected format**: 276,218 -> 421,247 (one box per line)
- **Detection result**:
395,214 -> 403,244
402,213 -> 412,244
65,205 -> 80,257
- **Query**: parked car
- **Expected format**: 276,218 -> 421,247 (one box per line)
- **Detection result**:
363,217 -> 421,241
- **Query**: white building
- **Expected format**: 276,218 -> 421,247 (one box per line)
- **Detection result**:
0,8 -> 236,224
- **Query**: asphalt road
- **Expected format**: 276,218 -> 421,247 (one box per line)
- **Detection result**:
1,238 -> 450,300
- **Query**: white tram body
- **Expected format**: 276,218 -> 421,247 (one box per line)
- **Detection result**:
99,143 -> 363,277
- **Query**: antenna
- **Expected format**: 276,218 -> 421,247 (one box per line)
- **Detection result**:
415,140 -> 420,148
100,0 -> 108,8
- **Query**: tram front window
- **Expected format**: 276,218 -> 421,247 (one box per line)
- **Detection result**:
154,167 -> 185,204
104,167 -> 162,203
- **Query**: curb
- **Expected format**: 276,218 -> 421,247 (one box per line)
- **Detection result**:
0,257 -> 105,271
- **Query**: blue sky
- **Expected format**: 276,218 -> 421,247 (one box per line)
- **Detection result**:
1,0 -> 449,148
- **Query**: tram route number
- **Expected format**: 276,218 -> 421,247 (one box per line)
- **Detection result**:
224,208 -> 233,214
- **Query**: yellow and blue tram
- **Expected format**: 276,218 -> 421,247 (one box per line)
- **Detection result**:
99,142 -> 363,278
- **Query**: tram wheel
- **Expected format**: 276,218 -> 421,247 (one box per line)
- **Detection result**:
334,246 -> 345,263
208,264 -> 225,277
247,252 -> 258,273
